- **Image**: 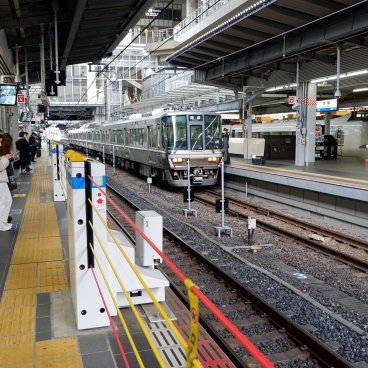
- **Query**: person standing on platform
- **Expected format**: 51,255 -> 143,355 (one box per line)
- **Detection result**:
0,133 -> 16,231
28,132 -> 38,162
16,132 -> 32,173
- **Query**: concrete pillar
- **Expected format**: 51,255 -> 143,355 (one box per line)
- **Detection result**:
245,102 -> 252,159
324,112 -> 330,135
305,82 -> 317,165
9,108 -> 19,151
295,82 -> 317,166
186,0 -> 198,17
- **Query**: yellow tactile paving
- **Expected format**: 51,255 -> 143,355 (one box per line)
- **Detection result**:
36,356 -> 83,368
35,338 -> 83,368
0,155 -> 72,366
0,343 -> 33,366
1,289 -> 36,308
0,306 -> 35,321
36,338 -> 79,359
0,318 -> 35,335
0,333 -> 34,346
4,264 -> 38,290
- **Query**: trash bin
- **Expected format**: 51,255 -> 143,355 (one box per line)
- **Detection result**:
251,156 -> 264,165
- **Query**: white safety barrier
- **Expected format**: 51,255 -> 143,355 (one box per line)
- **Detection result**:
51,141 -> 66,202
65,151 -> 168,329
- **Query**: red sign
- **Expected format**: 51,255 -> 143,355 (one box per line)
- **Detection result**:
288,96 -> 296,105
17,94 -> 25,103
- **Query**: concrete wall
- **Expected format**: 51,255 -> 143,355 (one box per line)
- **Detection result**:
225,174 -> 368,233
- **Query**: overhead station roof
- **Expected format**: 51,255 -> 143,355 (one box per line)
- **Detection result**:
167,0 -> 368,89
0,0 -> 154,82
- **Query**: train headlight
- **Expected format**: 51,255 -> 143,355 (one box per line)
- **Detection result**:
208,157 -> 218,163
172,157 -> 184,163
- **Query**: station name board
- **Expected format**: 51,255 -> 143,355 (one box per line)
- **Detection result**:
316,98 -> 338,112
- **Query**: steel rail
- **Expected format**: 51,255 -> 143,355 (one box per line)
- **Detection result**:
197,191 -> 368,273
203,189 -> 368,252
106,182 -> 355,368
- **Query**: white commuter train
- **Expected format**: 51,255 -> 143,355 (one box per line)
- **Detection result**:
224,113 -> 368,158
66,110 -> 223,187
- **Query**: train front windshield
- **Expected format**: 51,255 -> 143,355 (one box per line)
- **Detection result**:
162,114 -> 222,151
204,115 -> 221,149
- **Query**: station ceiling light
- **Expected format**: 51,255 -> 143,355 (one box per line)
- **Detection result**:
353,87 -> 368,93
265,83 -> 297,92
311,69 -> 368,84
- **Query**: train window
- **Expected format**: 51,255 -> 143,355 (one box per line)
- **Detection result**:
117,130 -> 123,145
124,129 -> 129,145
112,130 -> 118,144
162,116 -> 174,149
189,115 -> 202,121
204,115 -> 222,149
87,132 -> 92,142
174,115 -> 187,149
190,125 -> 203,150
148,125 -> 158,148
139,128 -> 144,146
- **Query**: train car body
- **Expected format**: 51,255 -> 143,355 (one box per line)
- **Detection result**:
224,113 -> 368,159
67,111 -> 223,187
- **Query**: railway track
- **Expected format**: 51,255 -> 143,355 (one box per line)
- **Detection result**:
195,189 -> 368,273
106,181 -> 357,368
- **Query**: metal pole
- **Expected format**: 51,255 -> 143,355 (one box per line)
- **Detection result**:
246,182 -> 248,198
112,144 -> 116,174
187,159 -> 191,212
54,9 -> 60,84
221,159 -> 225,228
102,145 -> 105,164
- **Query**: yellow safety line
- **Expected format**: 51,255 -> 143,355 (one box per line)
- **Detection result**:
238,162 -> 368,185
89,222 -> 166,368
89,199 -> 202,368
184,279 -> 199,368
88,242 -> 145,368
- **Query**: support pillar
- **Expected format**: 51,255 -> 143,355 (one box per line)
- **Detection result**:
245,102 -> 252,159
295,82 -> 317,166
324,112 -> 331,135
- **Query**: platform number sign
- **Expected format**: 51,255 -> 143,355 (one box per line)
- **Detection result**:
288,96 -> 296,105
17,94 -> 25,103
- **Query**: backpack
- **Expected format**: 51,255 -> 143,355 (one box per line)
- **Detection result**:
15,140 -> 20,150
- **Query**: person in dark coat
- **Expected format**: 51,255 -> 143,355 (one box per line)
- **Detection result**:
16,132 -> 32,173
28,132 -> 38,162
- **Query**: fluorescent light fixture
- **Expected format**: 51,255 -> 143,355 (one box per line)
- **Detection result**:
265,83 -> 297,92
311,69 -> 368,84
353,87 -> 368,93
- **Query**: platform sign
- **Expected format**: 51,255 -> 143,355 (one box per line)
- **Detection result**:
17,94 -> 25,103
288,96 -> 296,105
316,98 -> 337,112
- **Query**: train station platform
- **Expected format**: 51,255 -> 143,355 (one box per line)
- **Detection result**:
224,157 -> 368,231
0,153 -> 242,368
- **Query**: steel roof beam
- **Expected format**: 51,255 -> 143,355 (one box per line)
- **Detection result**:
268,4 -> 317,23
206,8 -> 368,81
60,0 -> 87,69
